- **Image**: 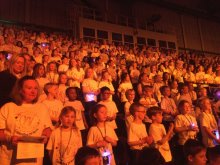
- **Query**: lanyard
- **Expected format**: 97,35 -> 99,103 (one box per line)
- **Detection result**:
184,114 -> 193,125
60,127 -> 72,164
96,123 -> 106,139
204,112 -> 217,129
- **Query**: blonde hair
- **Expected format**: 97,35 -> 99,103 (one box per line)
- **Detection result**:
8,53 -> 27,77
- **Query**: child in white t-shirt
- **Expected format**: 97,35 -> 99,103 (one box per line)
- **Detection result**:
87,104 -> 118,165
117,73 -> 133,102
57,73 -> 69,104
199,98 -> 220,148
139,85 -> 158,109
147,106 -> 173,163
98,87 -> 118,129
64,87 -> 88,131
42,83 -> 63,126
127,103 -> 154,164
124,89 -> 135,128
174,100 -> 199,165
46,61 -> 59,83
47,106 -> 82,165
160,86 -> 178,122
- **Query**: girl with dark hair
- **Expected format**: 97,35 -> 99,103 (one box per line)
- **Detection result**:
87,104 -> 118,165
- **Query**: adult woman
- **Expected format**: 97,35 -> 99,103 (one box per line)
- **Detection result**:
0,76 -> 52,164
0,53 -> 26,107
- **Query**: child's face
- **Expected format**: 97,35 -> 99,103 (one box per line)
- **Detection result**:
163,87 -> 171,96
48,85 -> 58,96
134,106 -> 146,121
85,156 -> 101,165
59,74 -> 67,84
203,99 -> 211,111
125,75 -> 130,82
188,149 -> 207,165
172,81 -> 178,89
95,107 -> 107,122
152,112 -> 163,123
103,72 -> 110,80
144,88 -> 152,97
102,90 -> 111,100
38,65 -> 45,76
126,91 -> 135,101
67,89 -> 77,101
60,111 -> 76,128
182,86 -> 189,94
49,63 -> 56,71
200,89 -> 207,97
181,102 -> 191,115
86,69 -> 94,78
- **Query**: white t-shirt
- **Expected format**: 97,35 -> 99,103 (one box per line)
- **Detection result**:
66,67 -> 85,88
46,127 -> 82,165
64,100 -> 86,130
98,101 -> 118,129
82,78 -> 99,102
124,101 -> 134,128
199,112 -> 218,147
87,124 -> 118,165
42,99 -> 63,123
127,122 -> 149,150
118,82 -> 133,102
149,123 -> 172,162
175,114 -> 198,145
0,102 -> 52,165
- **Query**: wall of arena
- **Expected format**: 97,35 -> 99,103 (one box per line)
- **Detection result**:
1,0 -> 220,54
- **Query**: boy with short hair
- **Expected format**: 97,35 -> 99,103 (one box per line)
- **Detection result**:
42,83 -> 63,126
147,106 -> 174,163
127,102 -> 154,165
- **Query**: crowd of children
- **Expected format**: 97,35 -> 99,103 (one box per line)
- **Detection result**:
0,24 -> 220,165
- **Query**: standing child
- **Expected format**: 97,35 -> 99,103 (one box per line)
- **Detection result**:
147,106 -> 174,163
160,85 -> 178,123
98,87 -> 118,129
87,104 -> 118,165
124,89 -> 135,128
199,98 -> 220,148
127,103 -> 154,165
174,100 -> 199,165
47,106 -> 82,165
42,83 -> 63,126
64,87 -> 88,146
64,87 -> 88,130
46,61 -> 59,83
57,73 -> 69,104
